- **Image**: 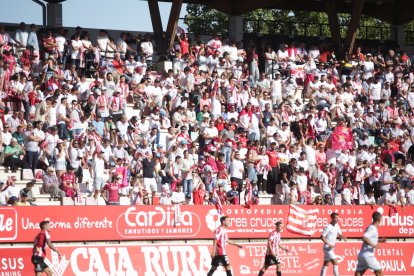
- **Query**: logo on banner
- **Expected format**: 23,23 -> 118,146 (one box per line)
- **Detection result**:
205,208 -> 221,232
44,251 -> 69,276
240,265 -> 252,274
0,208 -> 17,240
116,206 -> 202,238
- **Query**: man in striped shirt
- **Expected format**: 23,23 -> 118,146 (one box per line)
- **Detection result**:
320,212 -> 347,276
207,216 -> 243,276
258,221 -> 289,276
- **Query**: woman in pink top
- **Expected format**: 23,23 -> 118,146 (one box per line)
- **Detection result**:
315,143 -> 327,169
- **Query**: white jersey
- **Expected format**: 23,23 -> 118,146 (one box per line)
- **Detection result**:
359,224 -> 378,257
321,223 -> 342,249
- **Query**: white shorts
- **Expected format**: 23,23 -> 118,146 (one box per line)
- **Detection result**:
94,177 -> 106,191
143,178 -> 157,192
323,248 -> 336,261
356,254 -> 382,272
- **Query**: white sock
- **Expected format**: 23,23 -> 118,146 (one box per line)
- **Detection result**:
333,265 -> 339,276
320,266 -> 328,276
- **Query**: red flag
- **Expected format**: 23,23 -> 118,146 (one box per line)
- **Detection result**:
388,205 -> 398,217
330,125 -> 354,150
286,205 -> 319,236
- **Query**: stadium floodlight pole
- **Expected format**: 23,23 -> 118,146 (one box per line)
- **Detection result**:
32,0 -> 47,26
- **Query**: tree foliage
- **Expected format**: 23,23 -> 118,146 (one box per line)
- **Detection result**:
184,4 -> 393,41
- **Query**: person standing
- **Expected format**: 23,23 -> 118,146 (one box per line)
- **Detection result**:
320,212 -> 347,276
207,216 -> 243,276
258,221 -> 289,276
355,212 -> 386,276
101,174 -> 120,205
142,153 -> 157,202
32,221 -> 61,276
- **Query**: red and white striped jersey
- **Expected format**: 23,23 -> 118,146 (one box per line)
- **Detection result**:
214,225 -> 228,255
267,230 -> 281,256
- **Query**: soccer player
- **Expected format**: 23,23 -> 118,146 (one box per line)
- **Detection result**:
31,221 -> 61,276
258,221 -> 289,276
355,212 -> 386,276
320,212 -> 347,276
207,216 -> 243,276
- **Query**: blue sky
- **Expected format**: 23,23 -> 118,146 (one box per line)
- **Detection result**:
1,0 -> 188,32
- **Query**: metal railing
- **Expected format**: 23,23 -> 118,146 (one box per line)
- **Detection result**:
181,18 -> 414,45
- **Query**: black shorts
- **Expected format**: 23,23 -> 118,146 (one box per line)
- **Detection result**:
76,166 -> 83,178
264,254 -> 280,266
211,255 -> 230,267
31,256 -> 48,272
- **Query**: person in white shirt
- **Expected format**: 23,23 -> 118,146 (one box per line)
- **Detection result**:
71,34 -> 82,70
92,152 -> 107,199
141,34 -> 154,66
14,22 -> 28,52
230,151 -> 244,190
355,212 -> 385,276
368,77 -> 382,103
27,24 -> 39,55
171,183 -> 185,205
364,189 -> 377,206
362,54 -> 375,78
320,213 -> 347,276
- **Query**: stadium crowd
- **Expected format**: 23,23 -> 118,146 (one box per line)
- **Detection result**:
0,22 -> 414,208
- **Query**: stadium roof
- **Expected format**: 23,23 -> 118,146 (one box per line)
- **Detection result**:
154,0 -> 414,25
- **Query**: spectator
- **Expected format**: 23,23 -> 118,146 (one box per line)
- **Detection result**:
19,181 -> 36,204
4,137 -> 27,171
101,174 -> 120,205
42,166 -> 65,200
60,166 -> 78,199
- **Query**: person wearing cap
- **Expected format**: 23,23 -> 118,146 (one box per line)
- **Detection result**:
101,174 -> 121,205
4,137 -> 27,172
227,181 -> 240,205
258,221 -> 289,276
109,87 -> 123,122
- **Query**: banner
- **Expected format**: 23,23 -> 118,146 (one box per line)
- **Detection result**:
1,241 -> 413,276
0,205 -> 413,243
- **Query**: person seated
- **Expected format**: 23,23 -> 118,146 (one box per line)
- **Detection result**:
60,166 -> 78,199
3,138 -> 27,172
42,166 -> 65,200
19,181 -> 36,204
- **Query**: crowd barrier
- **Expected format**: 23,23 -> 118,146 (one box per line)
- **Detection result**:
0,205 -> 413,243
0,241 -> 413,275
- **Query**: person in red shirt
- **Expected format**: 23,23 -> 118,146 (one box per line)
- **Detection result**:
207,216 -> 243,276
32,220 -> 61,276
216,183 -> 228,205
192,172 -> 206,205
177,33 -> 189,56
266,142 -> 280,194
42,30 -> 57,59
60,166 -> 78,199
101,174 -> 120,205
112,52 -> 125,75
